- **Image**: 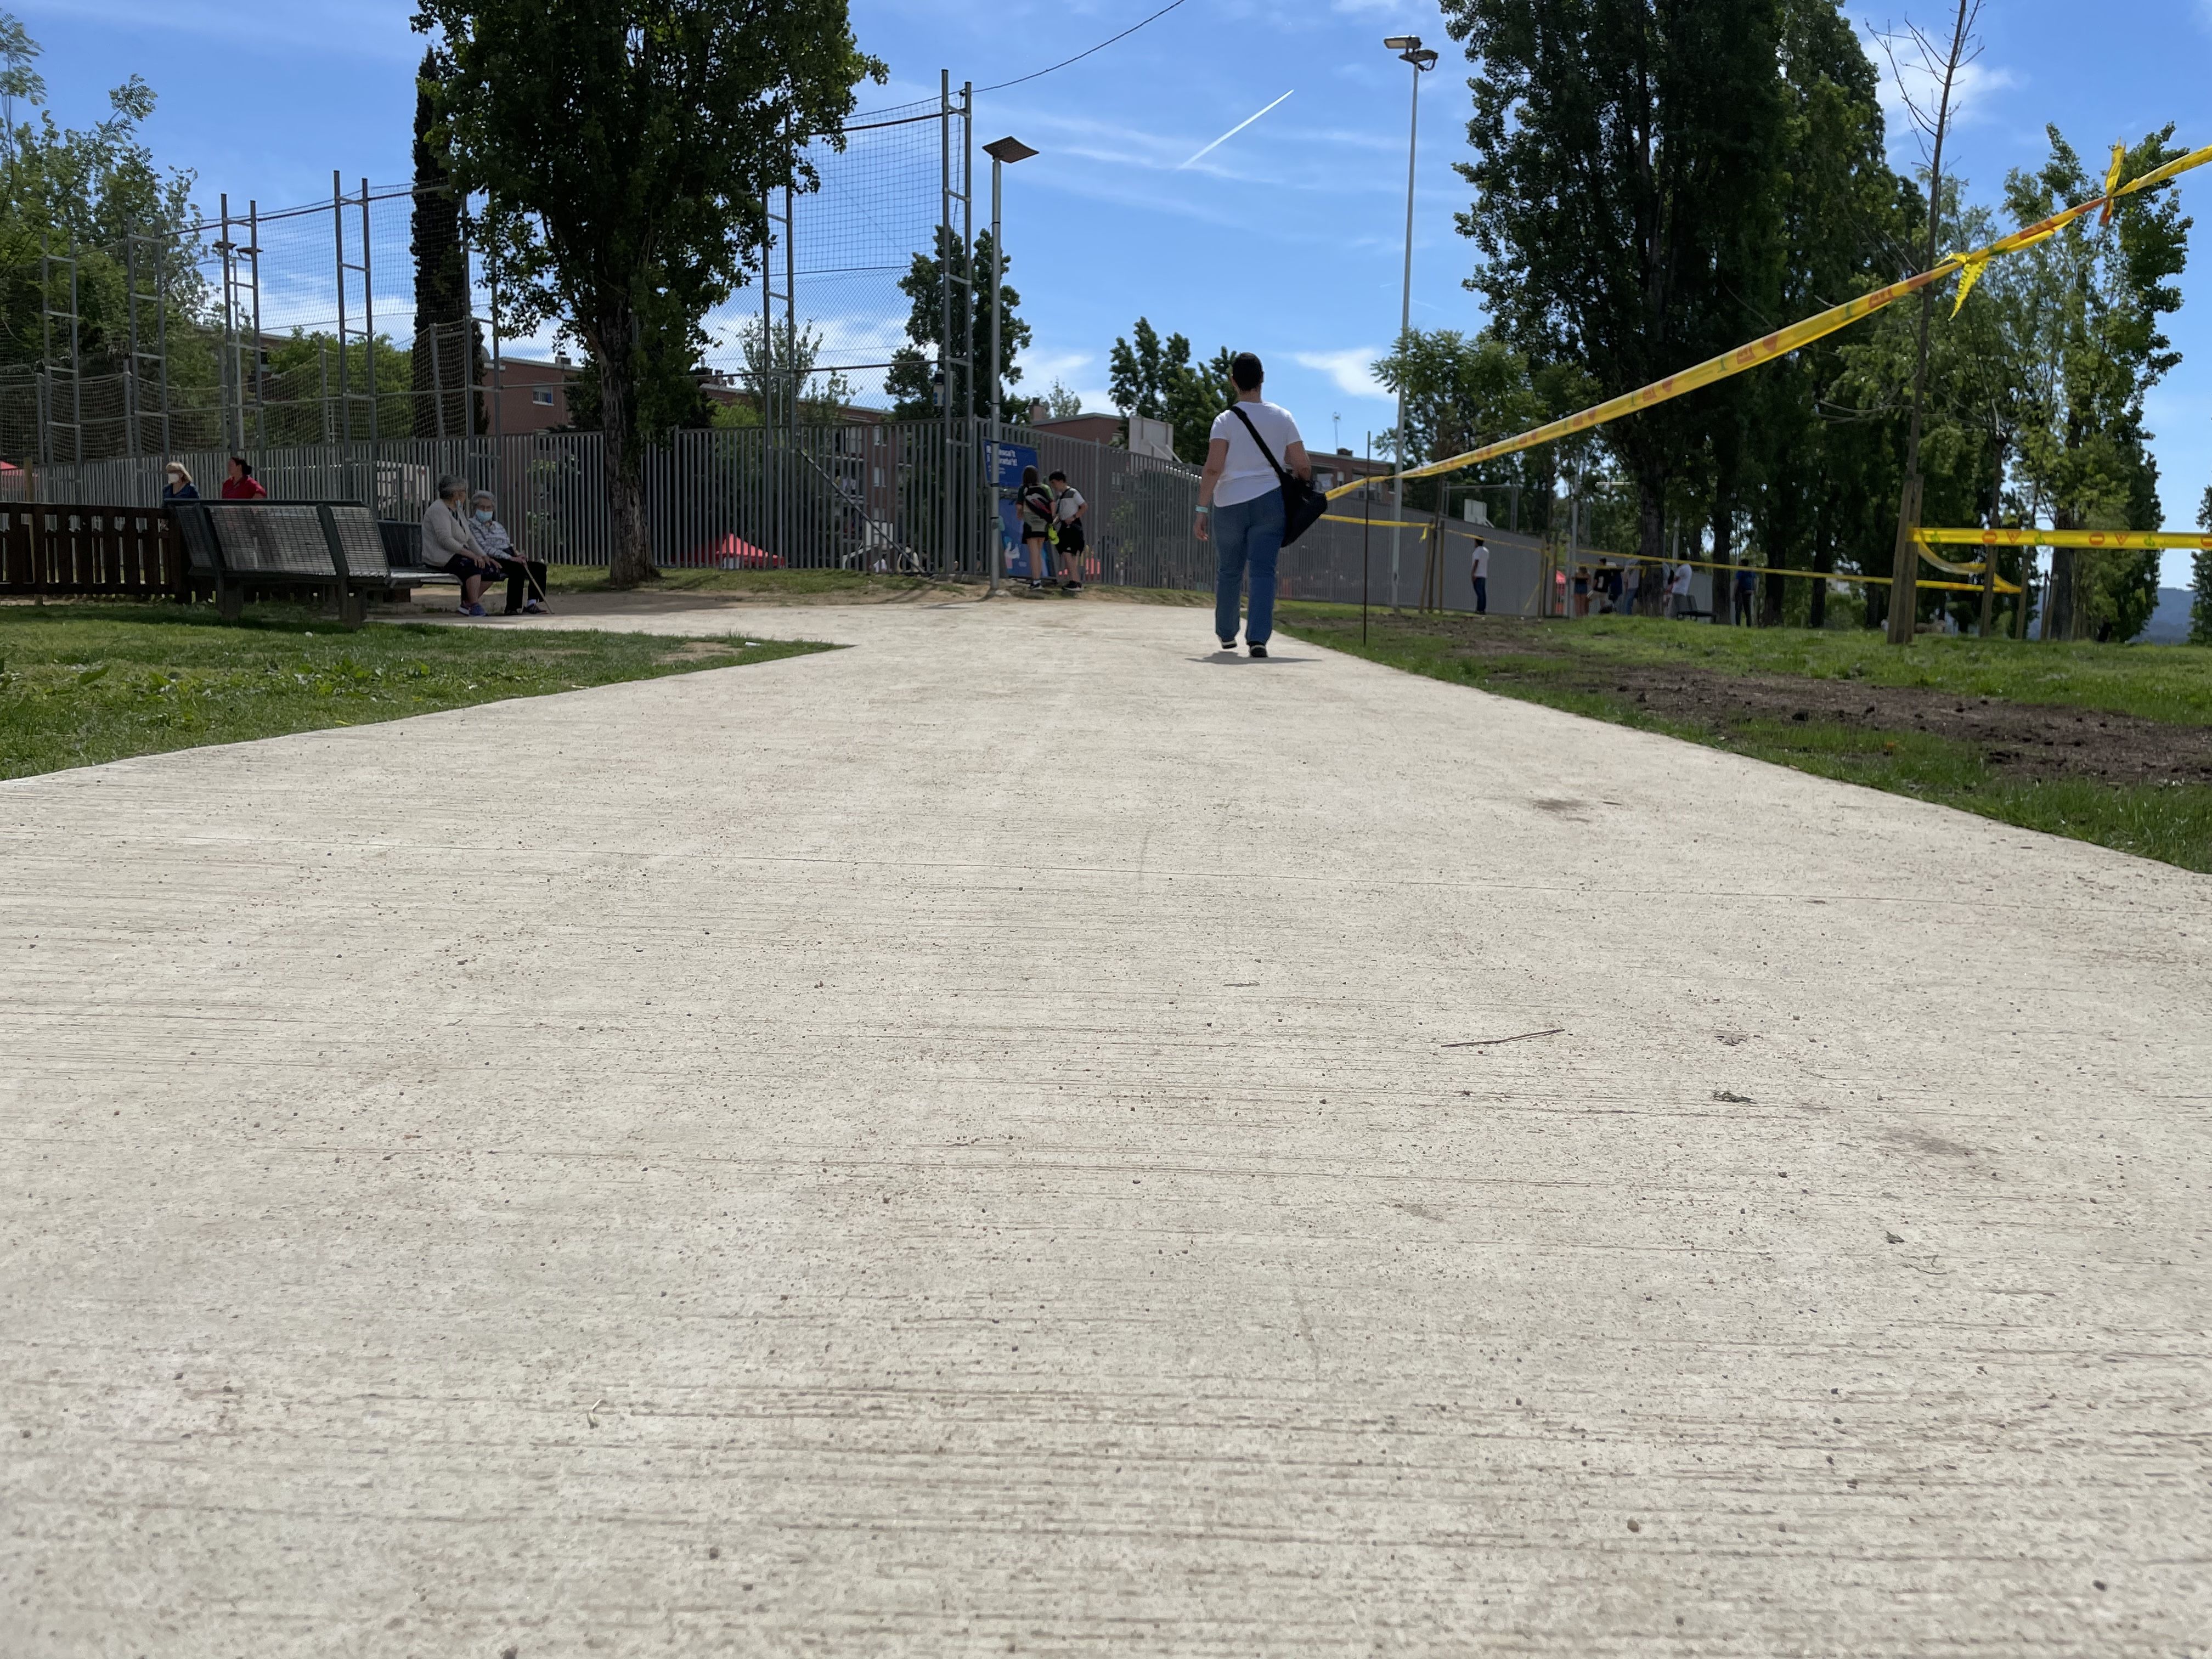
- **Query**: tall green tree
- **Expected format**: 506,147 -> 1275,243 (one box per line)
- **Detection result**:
2003,125 -> 2188,641
1372,326 -> 1551,519
408,48 -> 483,439
1107,319 -> 1231,462
2193,484 -> 2212,647
884,225 -> 1026,421
412,0 -> 882,586
1443,0 -> 1790,563
0,12 -> 206,458
1743,0 -> 1915,626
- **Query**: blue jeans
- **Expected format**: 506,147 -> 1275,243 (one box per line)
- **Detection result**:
1213,489 -> 1284,646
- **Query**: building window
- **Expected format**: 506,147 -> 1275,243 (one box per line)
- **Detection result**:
532,387 -> 555,406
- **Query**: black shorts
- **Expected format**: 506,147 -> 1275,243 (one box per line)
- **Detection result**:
1056,519 -> 1086,551
442,553 -> 500,579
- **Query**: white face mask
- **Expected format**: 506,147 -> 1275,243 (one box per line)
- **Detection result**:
474,509 -> 493,522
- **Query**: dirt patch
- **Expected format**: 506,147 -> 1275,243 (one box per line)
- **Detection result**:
1328,613 -> 2212,787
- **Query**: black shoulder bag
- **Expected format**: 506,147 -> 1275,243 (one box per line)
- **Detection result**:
1230,405 -> 1329,547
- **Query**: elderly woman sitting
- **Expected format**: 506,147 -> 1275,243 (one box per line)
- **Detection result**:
421,476 -> 501,616
469,491 -> 551,616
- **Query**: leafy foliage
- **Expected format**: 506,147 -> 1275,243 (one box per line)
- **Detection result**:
412,0 -> 882,584
884,225 -> 1026,420
1107,318 -> 1232,462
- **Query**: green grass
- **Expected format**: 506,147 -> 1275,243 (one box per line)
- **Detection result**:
0,602 -> 830,780
1276,604 -> 2212,873
541,565 -> 982,600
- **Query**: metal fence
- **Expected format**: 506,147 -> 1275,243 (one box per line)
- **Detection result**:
4,419 -> 1572,617
0,82 -> 976,469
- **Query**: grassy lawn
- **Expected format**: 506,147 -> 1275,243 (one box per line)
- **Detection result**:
1276,603 -> 2212,873
0,602 -> 830,780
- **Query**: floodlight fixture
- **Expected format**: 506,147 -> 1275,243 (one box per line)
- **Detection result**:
1406,47 -> 1440,69
1382,33 -> 1420,49
983,136 -> 1039,165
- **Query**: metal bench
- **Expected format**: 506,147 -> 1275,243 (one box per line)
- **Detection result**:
375,519 -> 462,602
170,501 -> 394,625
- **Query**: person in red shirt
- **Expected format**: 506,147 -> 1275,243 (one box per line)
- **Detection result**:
219,456 -> 267,500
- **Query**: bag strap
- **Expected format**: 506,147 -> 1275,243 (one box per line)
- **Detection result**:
1229,404 -> 1290,485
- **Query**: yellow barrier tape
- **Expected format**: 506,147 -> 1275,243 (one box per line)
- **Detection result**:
1919,526 -> 2212,550
1317,512 -> 1454,531
1948,248 -> 1990,317
1329,140 -> 2212,502
1555,547 -> 2018,594
1912,543 -> 1989,575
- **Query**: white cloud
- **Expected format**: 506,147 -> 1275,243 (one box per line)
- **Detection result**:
1294,347 -> 1388,399
1861,21 -> 2022,148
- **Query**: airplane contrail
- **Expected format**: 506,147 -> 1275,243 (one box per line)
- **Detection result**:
1180,90 -> 1295,168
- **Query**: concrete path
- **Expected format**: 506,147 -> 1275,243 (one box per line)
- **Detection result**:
4,597 -> 2207,1657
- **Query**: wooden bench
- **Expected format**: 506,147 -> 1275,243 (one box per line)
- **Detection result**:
170,501 -> 396,625
0,505 -> 191,599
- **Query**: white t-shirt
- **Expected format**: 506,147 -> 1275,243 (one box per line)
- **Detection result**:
1209,399 -> 1302,508
1669,562 -> 1694,595
1054,486 -> 1085,522
1469,544 -> 1489,579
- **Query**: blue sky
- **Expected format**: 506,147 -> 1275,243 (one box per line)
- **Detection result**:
18,0 -> 2212,581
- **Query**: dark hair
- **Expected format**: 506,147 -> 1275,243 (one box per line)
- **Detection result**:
1231,352 -> 1263,391
1021,465 -> 1039,486
1047,470 -> 1066,483
229,455 -> 253,477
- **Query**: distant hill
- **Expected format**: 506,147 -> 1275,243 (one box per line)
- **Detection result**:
2140,587 -> 2197,645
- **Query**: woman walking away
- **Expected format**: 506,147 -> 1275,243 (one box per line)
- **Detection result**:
1015,465 -> 1056,590
161,463 -> 198,502
1195,352 -> 1308,658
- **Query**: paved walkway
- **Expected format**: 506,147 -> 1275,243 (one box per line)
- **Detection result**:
4,597 -> 2207,1656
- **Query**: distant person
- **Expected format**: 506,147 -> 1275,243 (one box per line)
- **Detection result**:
1572,563 -> 1591,617
219,456 -> 266,500
421,475 -> 499,616
469,490 -> 550,615
1667,557 -> 1694,618
161,462 -> 198,502
1599,561 -> 1622,615
1617,561 -> 1640,618
1014,466 -> 1056,590
1195,351 -> 1308,658
1469,535 -> 1488,614
1733,562 -> 1757,626
1049,469 -> 1087,592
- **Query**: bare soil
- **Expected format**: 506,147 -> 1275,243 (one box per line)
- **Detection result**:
1356,613 -> 2212,788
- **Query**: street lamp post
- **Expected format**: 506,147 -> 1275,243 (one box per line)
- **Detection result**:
982,136 -> 1038,599
1381,36 -> 1437,611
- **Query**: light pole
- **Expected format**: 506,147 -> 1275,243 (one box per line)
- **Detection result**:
1381,36 -> 1437,611
982,136 -> 1037,598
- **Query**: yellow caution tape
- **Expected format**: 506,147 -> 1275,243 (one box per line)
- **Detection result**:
1949,249 -> 1990,317
1920,526 -> 2212,550
1331,140 -> 2212,502
1555,547 -> 2018,594
1912,543 -> 1989,575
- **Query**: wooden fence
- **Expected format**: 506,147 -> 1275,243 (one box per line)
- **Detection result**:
0,505 -> 191,599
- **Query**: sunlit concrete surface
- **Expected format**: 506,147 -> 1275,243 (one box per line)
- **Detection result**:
4,596 -> 2207,1656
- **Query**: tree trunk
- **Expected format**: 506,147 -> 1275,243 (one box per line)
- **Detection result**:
597,311 -> 654,589
1637,471 -> 1666,566
2045,509 -> 2077,640
1808,517 -> 1830,629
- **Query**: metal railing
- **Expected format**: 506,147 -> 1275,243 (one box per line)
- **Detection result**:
2,421 -> 1549,614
